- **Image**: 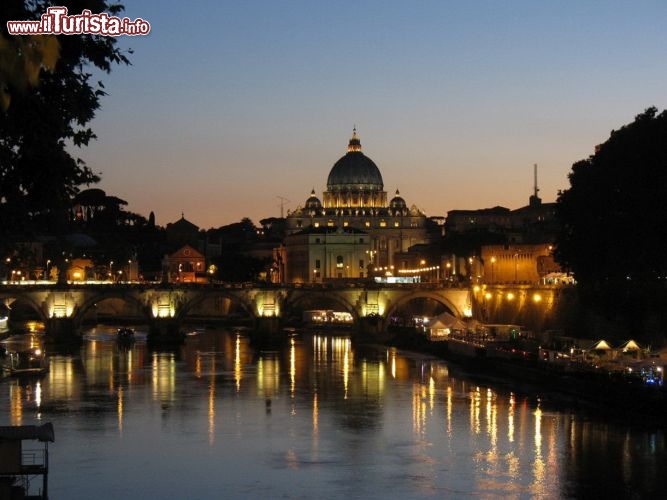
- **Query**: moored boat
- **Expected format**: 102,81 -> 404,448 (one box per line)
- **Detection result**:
1,346 -> 49,375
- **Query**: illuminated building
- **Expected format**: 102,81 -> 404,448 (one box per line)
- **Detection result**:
165,244 -> 206,283
282,226 -> 371,283
283,129 -> 437,282
481,243 -> 562,284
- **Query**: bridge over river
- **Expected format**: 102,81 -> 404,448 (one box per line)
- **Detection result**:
1,281 -> 567,342
0,282 -> 474,341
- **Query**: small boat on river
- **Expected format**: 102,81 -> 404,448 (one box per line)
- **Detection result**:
1,346 -> 49,375
117,327 -> 136,344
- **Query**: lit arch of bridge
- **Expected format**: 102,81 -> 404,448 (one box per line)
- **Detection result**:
281,288 -> 362,324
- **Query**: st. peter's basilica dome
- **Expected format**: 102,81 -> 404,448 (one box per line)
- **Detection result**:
322,129 -> 387,209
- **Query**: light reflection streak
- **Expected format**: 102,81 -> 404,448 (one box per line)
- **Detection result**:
34,381 -> 42,410
9,383 -> 23,425
343,339 -> 349,399
470,386 -> 481,435
290,337 -> 296,397
446,386 -> 453,436
508,393 -> 515,443
208,374 -> 215,445
412,383 -> 427,436
117,385 -> 124,432
485,388 -> 498,473
195,353 -> 202,378
533,405 -> 545,493
151,353 -> 176,404
235,335 -> 242,391
487,388 -> 497,448
429,376 -> 435,411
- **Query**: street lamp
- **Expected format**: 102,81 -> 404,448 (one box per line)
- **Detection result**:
110,260 -> 114,282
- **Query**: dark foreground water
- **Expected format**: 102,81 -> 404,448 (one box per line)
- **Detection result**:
2,326 -> 667,499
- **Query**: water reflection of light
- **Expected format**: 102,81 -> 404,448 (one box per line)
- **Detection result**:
343,341 -> 349,399
195,354 -> 202,377
48,356 -> 75,400
533,405 -> 545,493
35,381 -> 42,412
257,355 -> 280,397
427,376 -> 434,411
290,337 -> 296,397
413,382 -> 428,436
534,405 -> 542,450
487,388 -> 497,447
151,353 -> 176,403
208,376 -> 215,445
313,335 -> 352,397
470,387 -> 481,435
9,383 -> 23,425
117,385 -> 124,432
508,393 -> 515,443
312,392 -> 319,436
235,335 -> 242,392
446,386 -> 453,436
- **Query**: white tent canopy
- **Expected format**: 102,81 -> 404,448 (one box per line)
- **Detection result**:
589,339 -> 612,350
429,312 -> 466,331
619,339 -> 641,352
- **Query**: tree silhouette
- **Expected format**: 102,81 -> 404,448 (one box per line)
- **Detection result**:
555,107 -> 667,342
0,1 -> 131,251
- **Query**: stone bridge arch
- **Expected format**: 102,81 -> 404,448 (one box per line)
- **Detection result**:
73,290 -> 151,331
0,291 -> 49,325
282,289 -> 361,325
380,289 -> 466,332
176,289 -> 258,323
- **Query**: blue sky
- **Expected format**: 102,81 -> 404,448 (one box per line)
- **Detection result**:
81,0 -> 667,228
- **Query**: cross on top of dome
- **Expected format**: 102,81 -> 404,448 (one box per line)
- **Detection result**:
347,127 -> 362,152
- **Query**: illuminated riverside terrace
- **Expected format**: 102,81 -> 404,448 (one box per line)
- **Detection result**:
2,327 -> 667,499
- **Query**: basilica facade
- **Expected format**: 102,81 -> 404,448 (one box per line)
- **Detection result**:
280,129 -> 437,282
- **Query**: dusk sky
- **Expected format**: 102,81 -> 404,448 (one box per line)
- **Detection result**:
81,1 -> 667,229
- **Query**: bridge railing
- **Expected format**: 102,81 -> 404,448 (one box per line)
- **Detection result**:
0,280 -> 474,291
1,279 -> 565,292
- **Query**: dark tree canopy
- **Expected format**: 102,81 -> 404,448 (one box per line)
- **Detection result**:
0,0 -> 130,247
555,107 -> 667,340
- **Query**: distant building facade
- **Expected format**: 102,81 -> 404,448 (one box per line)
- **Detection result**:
165,244 -> 206,283
481,243 -> 562,284
445,173 -> 558,244
280,226 -> 371,283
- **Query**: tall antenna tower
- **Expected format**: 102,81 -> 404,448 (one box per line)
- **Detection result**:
529,163 -> 541,207
277,196 -> 290,218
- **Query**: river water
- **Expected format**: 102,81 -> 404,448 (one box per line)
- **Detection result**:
1,326 -> 666,499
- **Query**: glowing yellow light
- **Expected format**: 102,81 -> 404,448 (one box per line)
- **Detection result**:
484,292 -> 492,300
533,293 -> 542,303
507,292 -> 515,300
